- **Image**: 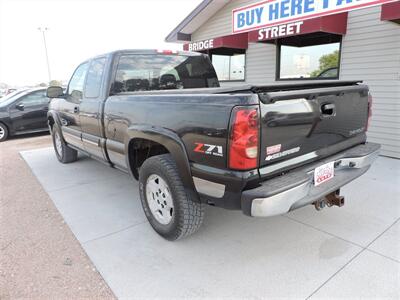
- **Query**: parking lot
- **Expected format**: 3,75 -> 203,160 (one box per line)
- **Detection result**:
0,135 -> 115,299
1,0 -> 400,298
16,143 -> 400,299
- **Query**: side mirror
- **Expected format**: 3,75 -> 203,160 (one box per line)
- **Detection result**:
46,86 -> 64,98
16,103 -> 24,111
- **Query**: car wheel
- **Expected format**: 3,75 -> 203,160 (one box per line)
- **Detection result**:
0,123 -> 8,142
52,123 -> 78,163
139,154 -> 204,241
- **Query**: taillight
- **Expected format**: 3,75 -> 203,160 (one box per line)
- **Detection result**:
367,93 -> 373,131
229,106 -> 260,170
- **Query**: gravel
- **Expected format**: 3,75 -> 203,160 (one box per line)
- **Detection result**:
0,133 -> 115,299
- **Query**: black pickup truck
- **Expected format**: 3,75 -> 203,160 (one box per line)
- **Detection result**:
46,49 -> 380,240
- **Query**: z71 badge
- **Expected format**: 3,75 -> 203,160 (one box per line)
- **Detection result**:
194,143 -> 223,157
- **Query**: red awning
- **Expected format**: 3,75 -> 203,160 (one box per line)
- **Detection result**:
183,33 -> 248,52
381,1 -> 400,23
248,13 -> 348,43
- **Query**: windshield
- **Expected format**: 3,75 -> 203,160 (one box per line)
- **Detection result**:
112,54 -> 219,93
0,89 -> 29,106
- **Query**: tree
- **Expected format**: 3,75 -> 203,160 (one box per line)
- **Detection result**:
49,80 -> 62,86
309,50 -> 339,77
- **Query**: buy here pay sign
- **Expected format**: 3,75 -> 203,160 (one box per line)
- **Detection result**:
232,0 -> 398,33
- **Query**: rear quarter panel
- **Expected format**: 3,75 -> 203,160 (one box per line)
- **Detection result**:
103,93 -> 256,169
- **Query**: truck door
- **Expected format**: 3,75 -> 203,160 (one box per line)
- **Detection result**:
79,56 -> 107,160
60,62 -> 89,149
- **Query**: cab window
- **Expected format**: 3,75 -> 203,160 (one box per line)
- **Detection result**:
68,62 -> 89,101
112,54 -> 219,93
85,57 -> 106,98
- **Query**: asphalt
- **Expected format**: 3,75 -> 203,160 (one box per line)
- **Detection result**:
0,133 -> 115,299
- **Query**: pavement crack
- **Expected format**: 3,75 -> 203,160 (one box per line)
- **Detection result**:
305,217 -> 400,299
305,248 -> 365,300
365,248 -> 400,264
82,221 -> 148,245
283,215 -> 364,248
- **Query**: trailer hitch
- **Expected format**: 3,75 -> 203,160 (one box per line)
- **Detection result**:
314,190 -> 345,211
325,191 -> 345,207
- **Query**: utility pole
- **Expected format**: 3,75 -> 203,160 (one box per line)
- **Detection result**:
38,27 -> 51,82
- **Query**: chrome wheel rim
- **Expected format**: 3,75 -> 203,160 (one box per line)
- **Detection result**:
146,174 -> 174,225
54,131 -> 63,157
0,126 -> 4,140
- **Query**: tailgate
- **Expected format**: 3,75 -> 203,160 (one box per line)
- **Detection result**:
258,84 -> 369,169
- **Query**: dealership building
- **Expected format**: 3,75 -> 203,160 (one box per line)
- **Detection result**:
166,0 -> 400,158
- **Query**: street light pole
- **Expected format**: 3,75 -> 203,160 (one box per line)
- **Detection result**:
38,27 -> 51,82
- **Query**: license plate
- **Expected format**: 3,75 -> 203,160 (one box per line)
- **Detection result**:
314,162 -> 335,186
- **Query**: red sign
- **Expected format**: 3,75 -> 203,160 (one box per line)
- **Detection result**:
314,162 -> 335,186
381,1 -> 400,21
184,33 -> 248,52
248,13 -> 348,42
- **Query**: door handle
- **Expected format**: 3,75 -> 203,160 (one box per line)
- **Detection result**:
321,103 -> 335,116
73,106 -> 79,114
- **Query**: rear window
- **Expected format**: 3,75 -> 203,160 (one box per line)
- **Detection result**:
112,54 -> 219,93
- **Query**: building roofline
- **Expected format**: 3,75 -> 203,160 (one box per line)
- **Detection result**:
165,0 -> 214,43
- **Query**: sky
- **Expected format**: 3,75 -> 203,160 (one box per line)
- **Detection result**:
0,0 -> 202,86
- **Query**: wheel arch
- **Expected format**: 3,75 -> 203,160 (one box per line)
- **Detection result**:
47,111 -> 62,131
0,120 -> 9,130
0,121 -> 10,138
125,125 -> 199,203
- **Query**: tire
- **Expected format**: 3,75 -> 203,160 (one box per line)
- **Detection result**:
51,123 -> 78,163
0,123 -> 8,142
139,154 -> 204,241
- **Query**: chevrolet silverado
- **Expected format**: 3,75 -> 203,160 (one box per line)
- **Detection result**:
46,50 -> 380,240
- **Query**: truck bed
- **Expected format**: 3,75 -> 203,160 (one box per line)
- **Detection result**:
114,80 -> 362,96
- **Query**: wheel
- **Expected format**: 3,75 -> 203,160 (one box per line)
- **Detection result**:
0,123 -> 9,142
139,154 -> 204,241
51,123 -> 78,163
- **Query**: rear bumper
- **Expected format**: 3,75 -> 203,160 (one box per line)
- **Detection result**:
241,143 -> 380,217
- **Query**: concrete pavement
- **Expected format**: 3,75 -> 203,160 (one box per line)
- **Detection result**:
21,146 -> 400,299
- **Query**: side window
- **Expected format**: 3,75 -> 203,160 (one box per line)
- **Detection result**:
85,57 -> 106,98
19,90 -> 48,107
68,62 -> 89,101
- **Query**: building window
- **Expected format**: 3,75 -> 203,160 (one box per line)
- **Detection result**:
211,53 -> 245,81
277,40 -> 341,80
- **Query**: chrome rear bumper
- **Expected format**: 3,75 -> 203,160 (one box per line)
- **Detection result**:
241,143 -> 380,217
